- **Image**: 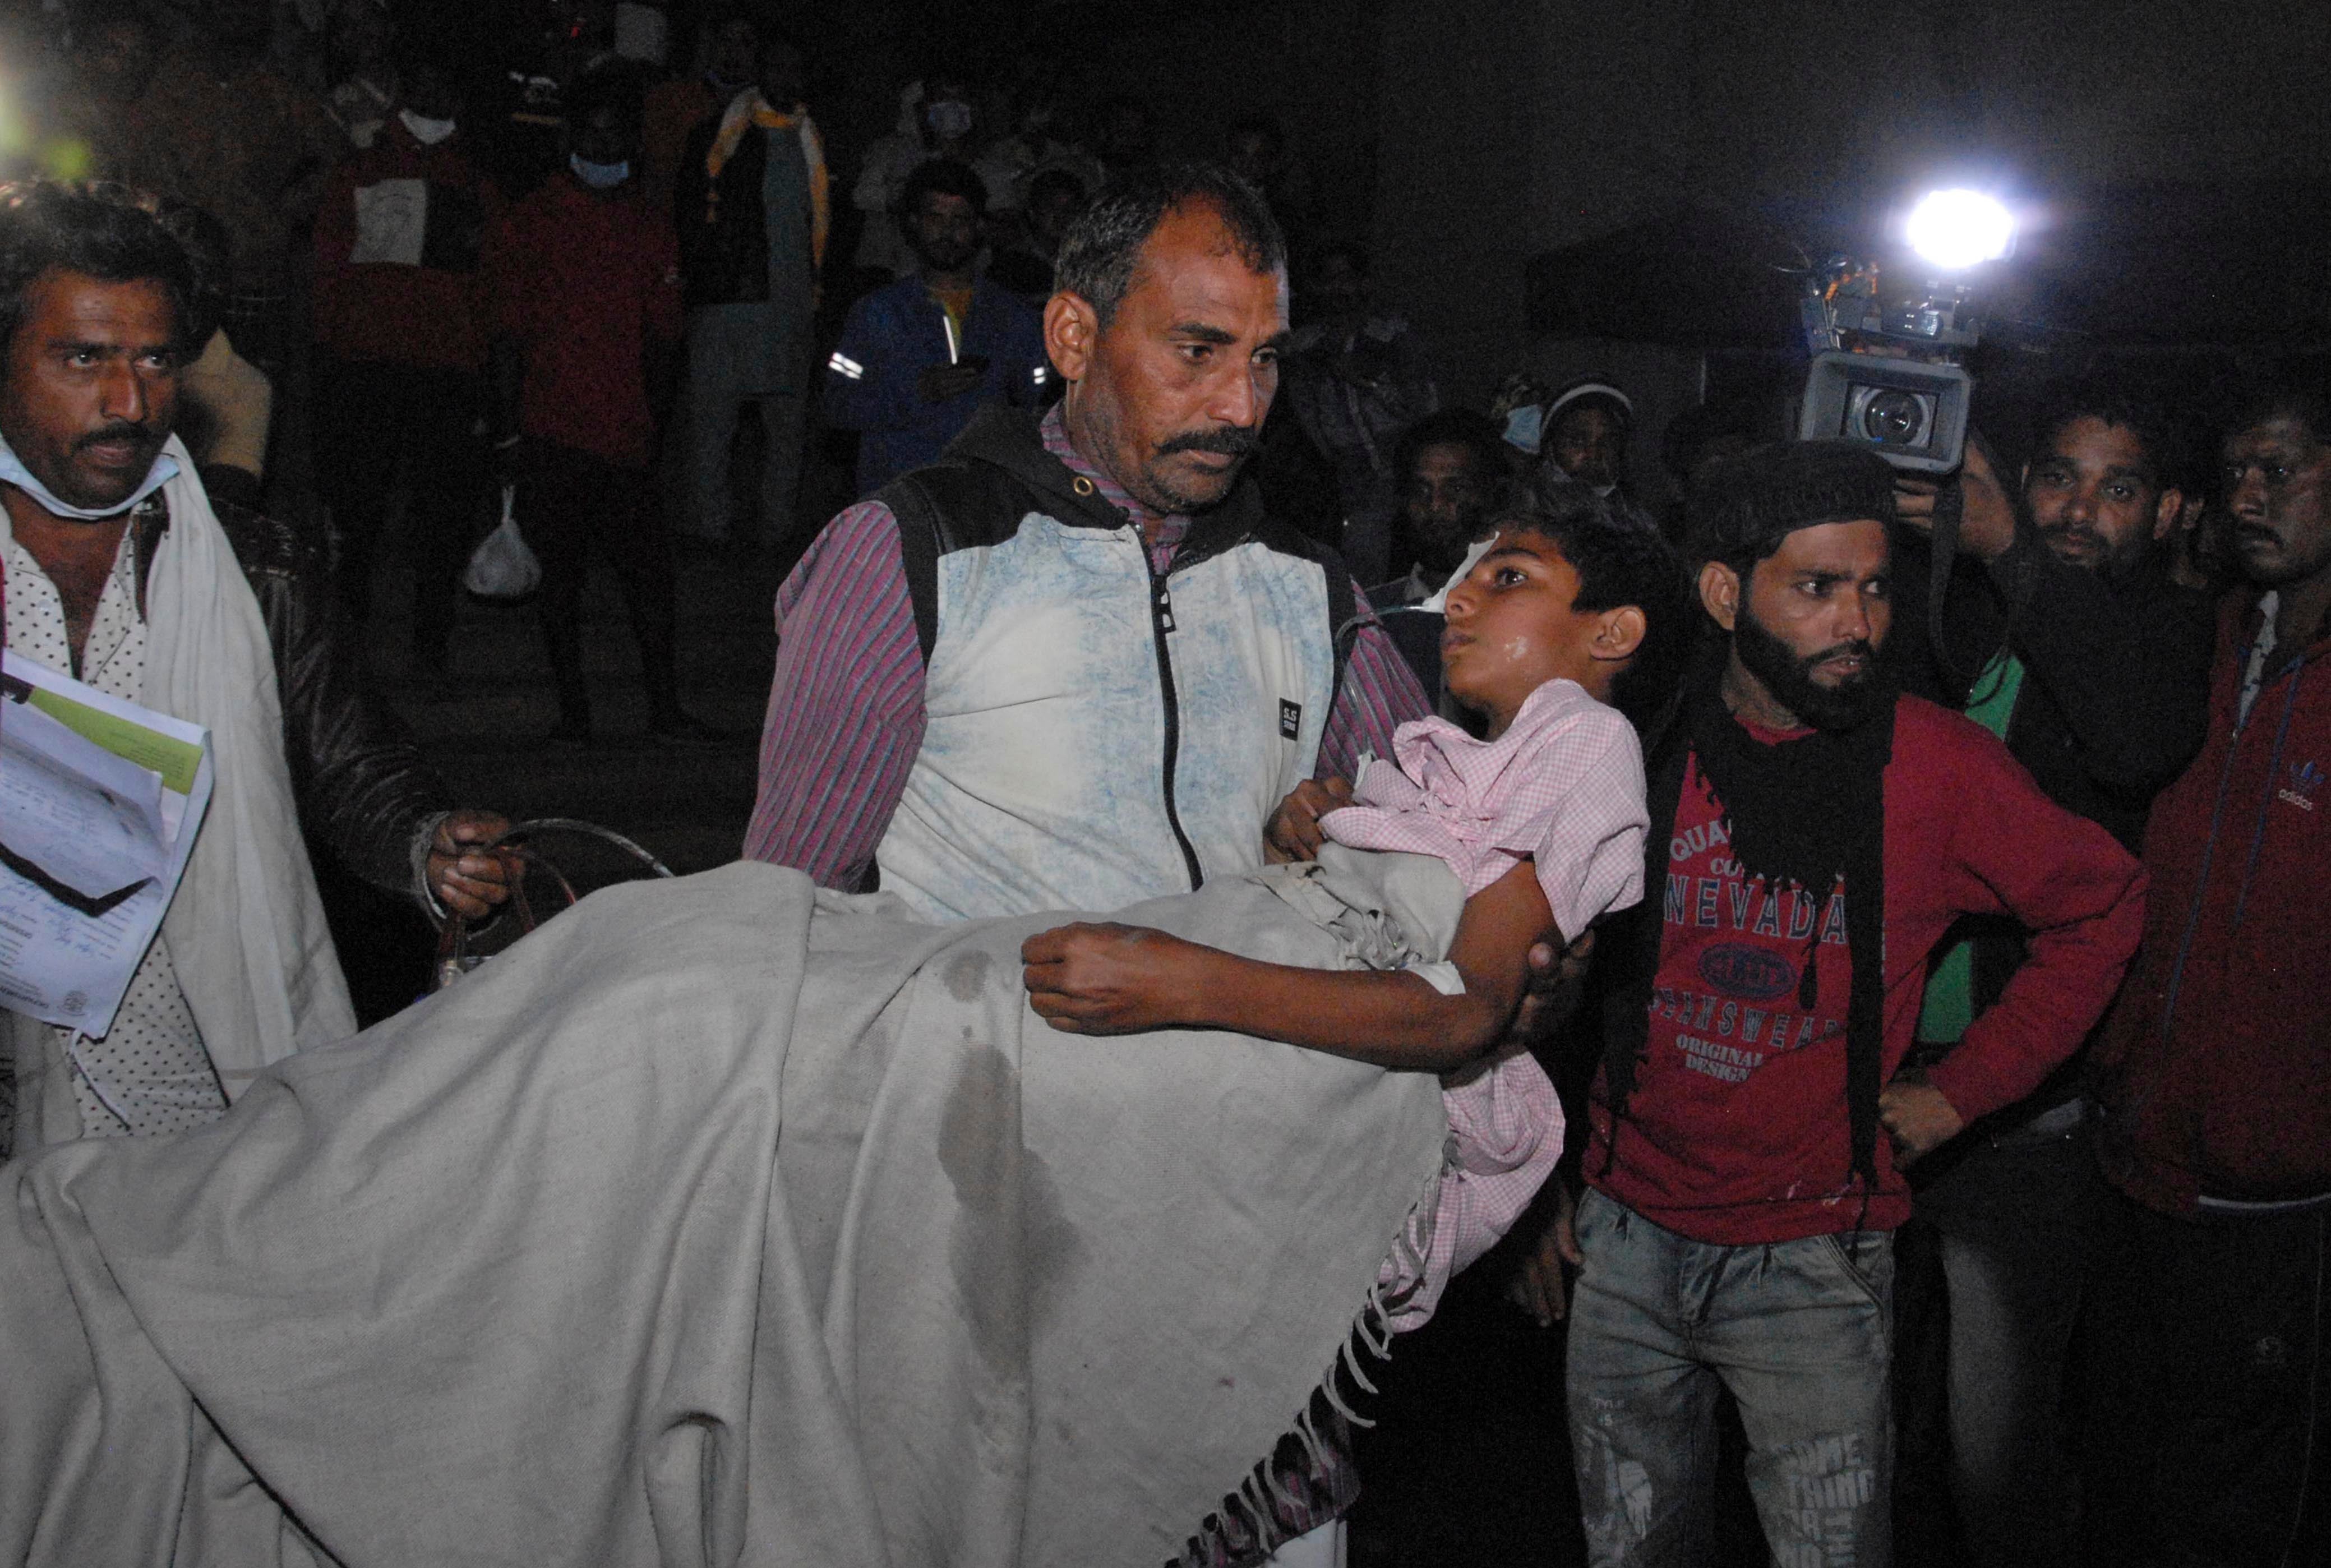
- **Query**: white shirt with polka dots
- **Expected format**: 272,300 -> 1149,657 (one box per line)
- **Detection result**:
4,519 -> 227,1137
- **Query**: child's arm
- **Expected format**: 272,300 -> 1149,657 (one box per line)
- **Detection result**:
1019,860 -> 1557,1073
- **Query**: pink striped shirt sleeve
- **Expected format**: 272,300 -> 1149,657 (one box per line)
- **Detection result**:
1318,606 -> 1431,782
742,502 -> 928,887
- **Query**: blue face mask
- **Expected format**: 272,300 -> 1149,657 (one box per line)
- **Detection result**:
925,99 -> 973,142
1502,403 -> 1544,456
569,153 -> 631,190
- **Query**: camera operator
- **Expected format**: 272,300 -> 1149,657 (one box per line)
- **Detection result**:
1884,380 -> 2217,1567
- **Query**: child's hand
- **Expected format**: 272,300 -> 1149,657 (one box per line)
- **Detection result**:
1264,776 -> 1354,863
1021,923 -> 1203,1034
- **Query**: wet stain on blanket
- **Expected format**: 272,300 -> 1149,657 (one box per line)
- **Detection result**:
941,949 -> 991,1001
938,1038 -> 1083,1387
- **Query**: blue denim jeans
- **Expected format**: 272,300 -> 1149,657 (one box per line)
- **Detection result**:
1567,1188 -> 1896,1567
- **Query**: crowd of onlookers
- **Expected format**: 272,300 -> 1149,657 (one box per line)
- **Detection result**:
0,0 -> 1580,736
0,2 -> 2324,1565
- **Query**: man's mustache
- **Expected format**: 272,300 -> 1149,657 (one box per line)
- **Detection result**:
1156,427 -> 1259,460
1804,639 -> 1877,671
77,421 -> 161,452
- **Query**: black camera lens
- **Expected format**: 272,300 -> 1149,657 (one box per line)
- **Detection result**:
1858,389 -> 1928,445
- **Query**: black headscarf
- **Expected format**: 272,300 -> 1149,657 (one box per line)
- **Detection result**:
1600,660 -> 1897,1191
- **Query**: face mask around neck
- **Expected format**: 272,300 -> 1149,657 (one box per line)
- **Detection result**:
399,108 -> 457,145
569,153 -> 631,190
0,431 -> 178,521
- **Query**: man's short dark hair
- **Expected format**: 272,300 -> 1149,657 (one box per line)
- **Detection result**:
73,0 -> 156,49
758,26 -> 806,69
147,195 -> 228,344
2223,368 -> 2331,454
1312,238 -> 1369,278
1054,162 -> 1285,328
566,59 -> 646,138
2025,377 -> 2184,490
1024,167 -> 1087,210
916,59 -> 976,100
0,181 -> 208,358
1227,114 -> 1283,153
1686,440 -> 1899,576
898,158 -> 988,219
1659,391 -> 1781,485
1492,481 -> 1693,721
392,35 -> 466,88
1394,408 -> 1508,485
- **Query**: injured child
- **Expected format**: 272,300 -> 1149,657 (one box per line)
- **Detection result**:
0,495 -> 1681,1568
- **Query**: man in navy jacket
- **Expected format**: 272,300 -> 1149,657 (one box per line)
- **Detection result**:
824,159 -> 1047,497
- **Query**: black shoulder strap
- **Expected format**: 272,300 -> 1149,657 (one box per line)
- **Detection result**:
875,460 -> 1042,665
1324,555 -> 1362,714
880,471 -> 949,667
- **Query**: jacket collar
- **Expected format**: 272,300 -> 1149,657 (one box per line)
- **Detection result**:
939,404 -> 1268,571
380,113 -> 464,158
2233,586 -> 2331,665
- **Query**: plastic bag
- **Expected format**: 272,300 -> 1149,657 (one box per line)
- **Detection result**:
463,485 -> 541,600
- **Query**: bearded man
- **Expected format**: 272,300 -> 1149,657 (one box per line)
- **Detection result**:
1550,440 -> 2147,1568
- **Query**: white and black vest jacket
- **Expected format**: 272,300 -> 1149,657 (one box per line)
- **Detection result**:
871,408 -> 1361,922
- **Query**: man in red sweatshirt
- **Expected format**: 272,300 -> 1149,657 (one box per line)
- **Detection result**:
2080,377 -> 2331,1567
312,50 -> 501,682
1561,441 -> 2147,1567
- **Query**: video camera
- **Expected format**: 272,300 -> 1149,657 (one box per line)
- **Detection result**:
1795,190 -> 2016,474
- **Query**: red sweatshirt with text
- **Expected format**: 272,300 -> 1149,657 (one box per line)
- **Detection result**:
1586,697 -> 2147,1244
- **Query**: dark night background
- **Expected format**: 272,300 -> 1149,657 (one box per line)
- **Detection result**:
419,0 -> 2331,500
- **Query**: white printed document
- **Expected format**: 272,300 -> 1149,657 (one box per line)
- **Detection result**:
0,651 -> 213,1035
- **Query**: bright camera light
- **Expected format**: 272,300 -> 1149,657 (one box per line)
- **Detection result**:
1905,190 -> 2015,271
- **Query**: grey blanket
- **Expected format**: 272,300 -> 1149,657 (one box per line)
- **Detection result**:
0,848 -> 1460,1567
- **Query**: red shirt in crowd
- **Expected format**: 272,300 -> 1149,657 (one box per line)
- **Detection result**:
486,173 -> 682,468
2093,595 -> 2331,1214
1586,697 -> 2148,1245
312,118 -> 505,372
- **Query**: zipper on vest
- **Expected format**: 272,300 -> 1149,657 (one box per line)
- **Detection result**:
1146,559 -> 1204,891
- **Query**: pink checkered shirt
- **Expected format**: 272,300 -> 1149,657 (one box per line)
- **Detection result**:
1326,677 -> 1650,1328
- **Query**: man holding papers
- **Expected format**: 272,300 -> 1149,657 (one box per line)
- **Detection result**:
0,180 -> 507,1151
